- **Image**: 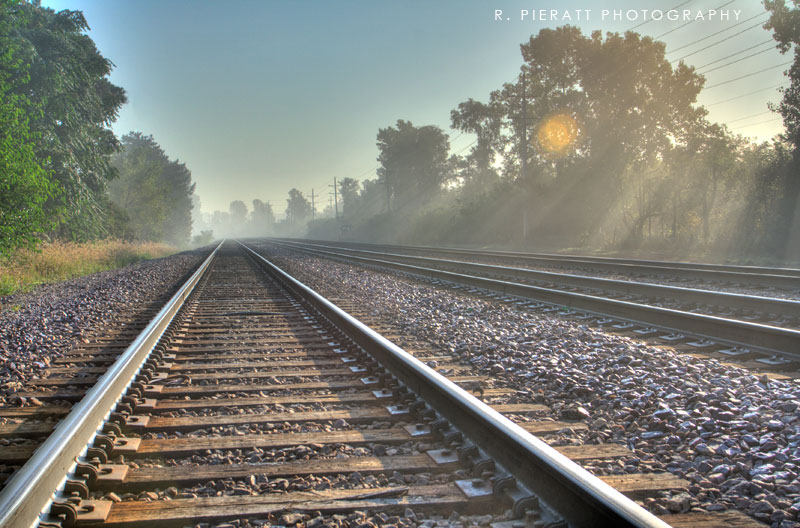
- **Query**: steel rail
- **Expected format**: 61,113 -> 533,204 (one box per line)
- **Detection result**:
277,240 -> 800,318
279,238 -> 800,289
0,241 -> 223,528
268,240 -> 800,356
238,241 -> 672,528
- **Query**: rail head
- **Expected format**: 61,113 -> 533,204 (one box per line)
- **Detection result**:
0,241 -> 224,528
239,241 -> 672,528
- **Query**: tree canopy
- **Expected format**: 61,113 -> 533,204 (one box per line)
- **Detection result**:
0,0 -> 58,254
6,1 -> 127,240
108,133 -> 195,245
376,120 -> 451,212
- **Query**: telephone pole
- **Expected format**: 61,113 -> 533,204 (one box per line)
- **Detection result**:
310,189 -> 316,219
329,177 -> 339,220
520,71 -> 529,242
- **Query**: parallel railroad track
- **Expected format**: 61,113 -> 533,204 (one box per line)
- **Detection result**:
280,239 -> 800,292
0,241 -> 764,527
268,240 -> 800,367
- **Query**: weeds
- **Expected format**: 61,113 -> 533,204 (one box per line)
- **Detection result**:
0,241 -> 176,297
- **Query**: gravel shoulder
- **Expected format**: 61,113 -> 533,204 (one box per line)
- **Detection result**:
0,248 -> 207,403
263,246 -> 800,528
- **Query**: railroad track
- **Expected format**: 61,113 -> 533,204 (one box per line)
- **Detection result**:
280,239 -> 800,291
0,241 -> 763,527
268,239 -> 800,367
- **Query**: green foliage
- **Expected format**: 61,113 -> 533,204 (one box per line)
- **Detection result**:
0,0 -> 59,254
108,133 -> 195,245
6,2 -> 127,240
376,120 -> 451,212
285,189 -> 311,224
303,26 -> 797,262
764,0 -> 800,151
191,230 -> 214,247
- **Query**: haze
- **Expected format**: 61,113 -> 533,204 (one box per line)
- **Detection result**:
41,0 -> 789,219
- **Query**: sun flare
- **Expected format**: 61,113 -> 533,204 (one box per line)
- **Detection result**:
536,113 -> 580,156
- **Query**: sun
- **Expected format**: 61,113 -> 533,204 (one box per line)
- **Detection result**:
535,113 -> 580,157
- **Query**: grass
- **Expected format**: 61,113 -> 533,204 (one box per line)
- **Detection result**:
0,240 -> 177,297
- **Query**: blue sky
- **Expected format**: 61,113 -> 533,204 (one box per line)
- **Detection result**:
41,0 -> 791,217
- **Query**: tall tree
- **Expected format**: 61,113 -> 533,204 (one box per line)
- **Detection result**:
249,199 -> 275,234
0,0 -> 58,253
229,200 -> 248,229
376,120 -> 451,211
765,0 -> 800,151
7,2 -> 127,239
338,177 -> 360,219
109,133 -> 195,245
285,189 -> 311,224
449,26 -> 705,243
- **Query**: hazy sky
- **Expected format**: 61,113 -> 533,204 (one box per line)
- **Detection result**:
42,0 -> 791,218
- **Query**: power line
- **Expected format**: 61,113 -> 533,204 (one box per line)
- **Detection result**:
667,11 -> 768,57
654,0 -> 738,39
671,20 -> 770,63
454,139 -> 478,155
730,117 -> 782,130
694,39 -> 773,70
705,83 -> 788,106
699,47 -> 775,74
705,61 -> 792,89
727,110 -> 774,124
627,0 -> 694,32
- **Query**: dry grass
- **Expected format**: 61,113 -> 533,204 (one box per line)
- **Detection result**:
0,240 -> 176,297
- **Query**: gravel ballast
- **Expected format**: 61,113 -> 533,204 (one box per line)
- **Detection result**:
0,249 -> 207,403
262,246 -> 800,528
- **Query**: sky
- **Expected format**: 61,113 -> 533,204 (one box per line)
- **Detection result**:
41,0 -> 792,220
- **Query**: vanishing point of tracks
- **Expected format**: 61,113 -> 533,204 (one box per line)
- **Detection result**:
0,242 -> 771,527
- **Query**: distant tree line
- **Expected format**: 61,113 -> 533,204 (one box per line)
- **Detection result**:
304,11 -> 800,263
0,0 -> 196,255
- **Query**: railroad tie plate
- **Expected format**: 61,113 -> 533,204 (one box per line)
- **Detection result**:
455,479 -> 494,498
404,423 -> 432,437
110,437 -> 141,456
426,448 -> 460,465
73,499 -> 112,524
123,415 -> 150,430
133,398 -> 158,411
717,347 -> 755,359
142,384 -> 164,396
94,464 -> 129,484
754,356 -> 795,369
686,339 -> 716,348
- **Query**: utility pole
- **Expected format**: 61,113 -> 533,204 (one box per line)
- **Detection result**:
310,189 -> 316,219
520,71 -> 528,242
329,177 -> 339,220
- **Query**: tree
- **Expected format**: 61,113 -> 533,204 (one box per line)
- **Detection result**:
376,120 -> 451,211
109,133 -> 195,245
448,26 -> 705,244
285,189 -> 311,224
249,199 -> 275,234
0,0 -> 58,254
765,0 -> 800,151
338,177 -> 360,219
229,200 -> 248,229
6,2 -> 127,240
